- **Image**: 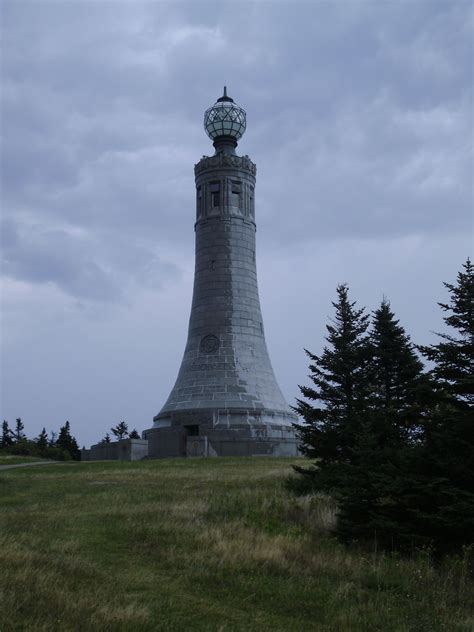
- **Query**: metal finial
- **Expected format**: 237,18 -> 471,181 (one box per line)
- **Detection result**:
216,86 -> 234,103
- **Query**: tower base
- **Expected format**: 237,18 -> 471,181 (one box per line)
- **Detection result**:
143,408 -> 299,458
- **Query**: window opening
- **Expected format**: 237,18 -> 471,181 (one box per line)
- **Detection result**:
210,181 -> 220,208
197,186 -> 202,215
231,181 -> 241,207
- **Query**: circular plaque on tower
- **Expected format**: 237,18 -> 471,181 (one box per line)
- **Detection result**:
200,335 -> 219,354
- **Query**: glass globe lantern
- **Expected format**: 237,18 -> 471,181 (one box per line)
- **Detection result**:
204,87 -> 246,143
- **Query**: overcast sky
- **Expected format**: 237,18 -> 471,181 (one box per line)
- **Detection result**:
1,1 -> 472,446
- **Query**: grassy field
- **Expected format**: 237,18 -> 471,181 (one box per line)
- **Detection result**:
0,458 -> 472,632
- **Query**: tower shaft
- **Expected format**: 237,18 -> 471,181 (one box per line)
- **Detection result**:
144,90 -> 298,457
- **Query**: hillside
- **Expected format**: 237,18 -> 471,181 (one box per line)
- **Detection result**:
0,458 -> 472,631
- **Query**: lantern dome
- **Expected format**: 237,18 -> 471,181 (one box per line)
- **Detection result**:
204,87 -> 246,142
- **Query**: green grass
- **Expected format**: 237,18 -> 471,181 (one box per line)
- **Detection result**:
0,457 -> 472,631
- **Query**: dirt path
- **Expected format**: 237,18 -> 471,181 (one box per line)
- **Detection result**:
0,461 -> 60,471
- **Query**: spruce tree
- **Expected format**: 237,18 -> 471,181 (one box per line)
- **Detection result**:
414,258 -> 474,551
293,284 -> 371,491
14,418 -> 26,442
369,298 -> 428,444
129,429 -> 140,439
420,258 -> 473,407
35,428 -> 49,453
101,432 -> 112,444
1,420 -> 14,448
70,435 -> 80,460
56,421 -> 71,450
111,421 -> 129,441
57,421 -> 80,460
336,299 -> 429,544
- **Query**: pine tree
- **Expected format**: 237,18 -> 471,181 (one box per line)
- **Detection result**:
56,421 -> 80,460
420,258 -> 473,407
1,420 -> 14,448
129,429 -> 140,439
336,299 -> 430,544
14,418 -> 26,442
414,259 -> 474,551
35,428 -> 49,453
369,298 -> 428,445
111,421 -> 129,441
70,435 -> 80,460
293,284 -> 371,491
101,432 -> 112,444
56,421 -> 71,450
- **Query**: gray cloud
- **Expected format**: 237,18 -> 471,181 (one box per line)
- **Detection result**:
1,217 -> 181,301
1,1 -> 472,445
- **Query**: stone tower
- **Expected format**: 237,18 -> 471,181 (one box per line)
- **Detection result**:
144,88 -> 298,457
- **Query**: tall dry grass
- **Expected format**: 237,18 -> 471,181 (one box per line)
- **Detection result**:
0,458 -> 472,631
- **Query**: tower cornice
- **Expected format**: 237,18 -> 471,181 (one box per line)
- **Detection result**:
194,153 -> 256,176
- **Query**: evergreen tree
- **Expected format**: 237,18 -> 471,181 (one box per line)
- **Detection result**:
1,420 -> 14,448
111,421 -> 129,440
413,259 -> 474,551
14,418 -> 26,442
35,428 -> 49,453
56,421 -> 80,460
56,421 -> 71,450
293,284 -> 371,490
336,299 -> 430,544
420,258 -> 473,407
101,432 -> 112,444
70,435 -> 81,460
369,298 -> 428,444
129,429 -> 140,439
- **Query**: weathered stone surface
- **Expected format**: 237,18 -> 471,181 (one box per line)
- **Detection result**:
145,144 -> 298,457
81,439 -> 148,461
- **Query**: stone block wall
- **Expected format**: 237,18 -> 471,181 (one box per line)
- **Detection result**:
81,439 -> 148,461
